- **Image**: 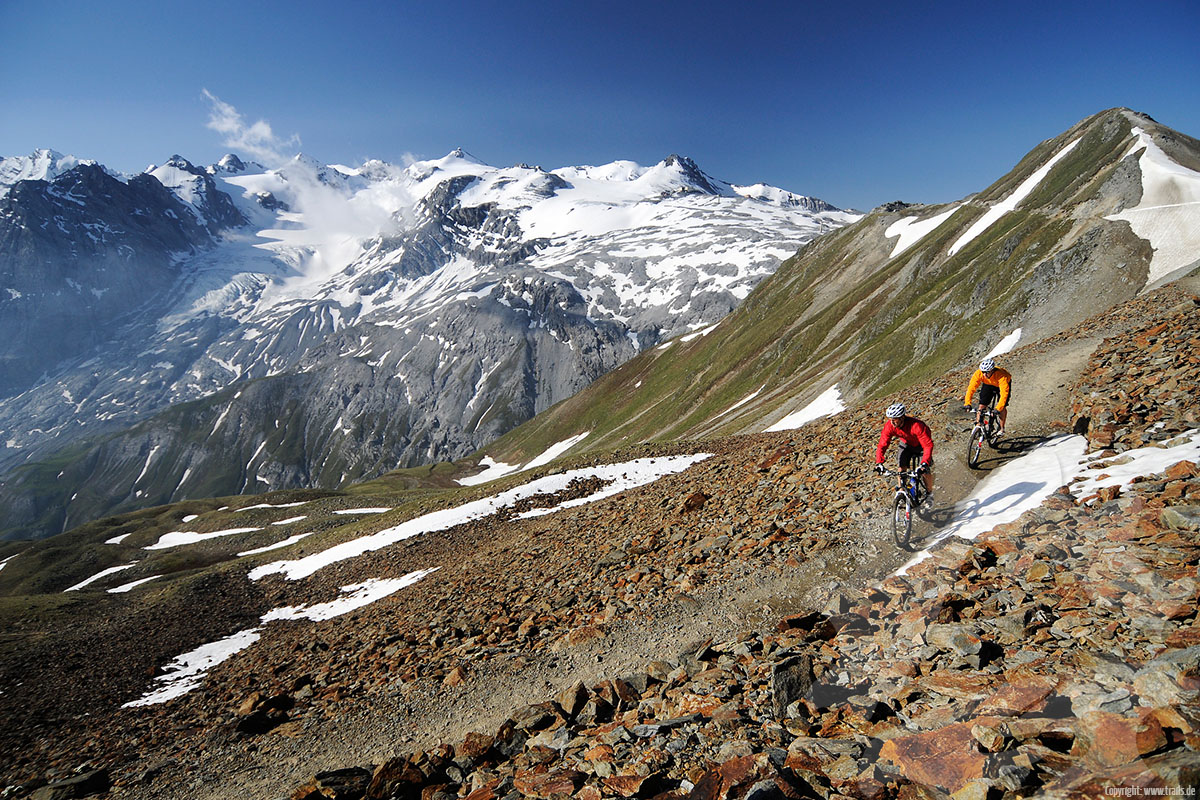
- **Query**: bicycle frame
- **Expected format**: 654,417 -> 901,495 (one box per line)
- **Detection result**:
880,468 -> 923,503
974,404 -> 1001,434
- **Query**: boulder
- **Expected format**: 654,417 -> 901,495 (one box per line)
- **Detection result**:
771,651 -> 815,719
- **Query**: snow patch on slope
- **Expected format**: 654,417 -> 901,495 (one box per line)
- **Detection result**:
949,138 -> 1081,256
123,568 -> 440,706
1106,127 -> 1200,288
885,206 -> 960,258
897,429 -> 1200,576
764,385 -> 846,432
253,452 -> 709,581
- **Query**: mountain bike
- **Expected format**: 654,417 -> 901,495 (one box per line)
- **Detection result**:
879,467 -> 925,548
966,406 -> 1002,469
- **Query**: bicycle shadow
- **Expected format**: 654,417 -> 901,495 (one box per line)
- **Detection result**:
967,434 -> 1045,471
900,479 -> 1044,552
905,502 -> 956,550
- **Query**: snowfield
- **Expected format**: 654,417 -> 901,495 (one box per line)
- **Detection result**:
251,453 -> 711,582
1107,127 -> 1200,288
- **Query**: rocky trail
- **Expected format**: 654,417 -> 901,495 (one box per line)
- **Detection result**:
2,281 -> 1199,799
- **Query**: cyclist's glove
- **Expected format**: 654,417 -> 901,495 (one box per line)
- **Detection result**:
917,463 -> 929,474
874,463 -> 886,474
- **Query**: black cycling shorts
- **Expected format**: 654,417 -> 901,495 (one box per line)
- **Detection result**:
978,382 -> 1011,409
898,444 -> 931,470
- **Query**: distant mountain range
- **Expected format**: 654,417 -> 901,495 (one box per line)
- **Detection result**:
0,147 -> 855,539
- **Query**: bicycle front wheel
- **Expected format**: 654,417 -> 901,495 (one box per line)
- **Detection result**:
986,420 -> 1001,447
967,426 -> 986,469
892,493 -> 913,548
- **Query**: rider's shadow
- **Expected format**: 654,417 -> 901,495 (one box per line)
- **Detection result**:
916,502 -> 954,529
931,480 -> 1047,537
907,473 -> 1049,550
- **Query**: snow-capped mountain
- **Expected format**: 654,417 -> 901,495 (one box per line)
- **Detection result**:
0,148 -> 93,195
0,146 -> 855,538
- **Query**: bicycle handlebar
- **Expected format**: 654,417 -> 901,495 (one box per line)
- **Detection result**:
877,467 -> 922,478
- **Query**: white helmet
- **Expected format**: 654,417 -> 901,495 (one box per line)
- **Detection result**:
885,402 -> 907,419
980,358 -> 996,373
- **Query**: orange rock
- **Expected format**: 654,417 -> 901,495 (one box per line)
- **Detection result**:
458,731 -> 493,760
920,672 -> 995,702
670,692 -> 725,716
602,774 -> 649,797
512,769 -> 585,799
1166,624 -> 1200,648
1166,460 -> 1198,479
443,666 -> 467,687
463,781 -> 499,800
584,744 -> 614,762
976,676 -> 1058,716
567,625 -> 606,646
879,720 -> 994,793
1071,711 -> 1167,768
237,691 -> 264,716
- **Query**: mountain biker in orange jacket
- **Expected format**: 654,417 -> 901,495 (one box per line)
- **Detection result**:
963,358 -> 1011,436
874,403 -> 934,503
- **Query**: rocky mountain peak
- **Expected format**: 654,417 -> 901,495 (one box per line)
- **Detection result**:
0,149 -> 90,196
662,153 -> 724,195
215,153 -> 248,173
161,154 -> 205,176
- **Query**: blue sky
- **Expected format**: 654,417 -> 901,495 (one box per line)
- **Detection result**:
1,0 -> 1197,210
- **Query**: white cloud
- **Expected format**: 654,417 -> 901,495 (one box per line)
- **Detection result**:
203,90 -> 300,166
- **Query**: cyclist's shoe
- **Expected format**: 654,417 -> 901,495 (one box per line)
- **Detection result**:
922,491 -> 935,508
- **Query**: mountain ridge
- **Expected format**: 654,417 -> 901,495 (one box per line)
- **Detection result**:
465,108 -> 1197,474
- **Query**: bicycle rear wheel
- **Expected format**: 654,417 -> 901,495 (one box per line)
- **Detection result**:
967,426 -> 986,469
892,493 -> 913,547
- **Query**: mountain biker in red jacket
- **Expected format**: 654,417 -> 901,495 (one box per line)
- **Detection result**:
874,402 -> 934,503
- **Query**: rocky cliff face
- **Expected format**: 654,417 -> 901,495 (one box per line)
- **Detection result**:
0,162 -> 229,394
